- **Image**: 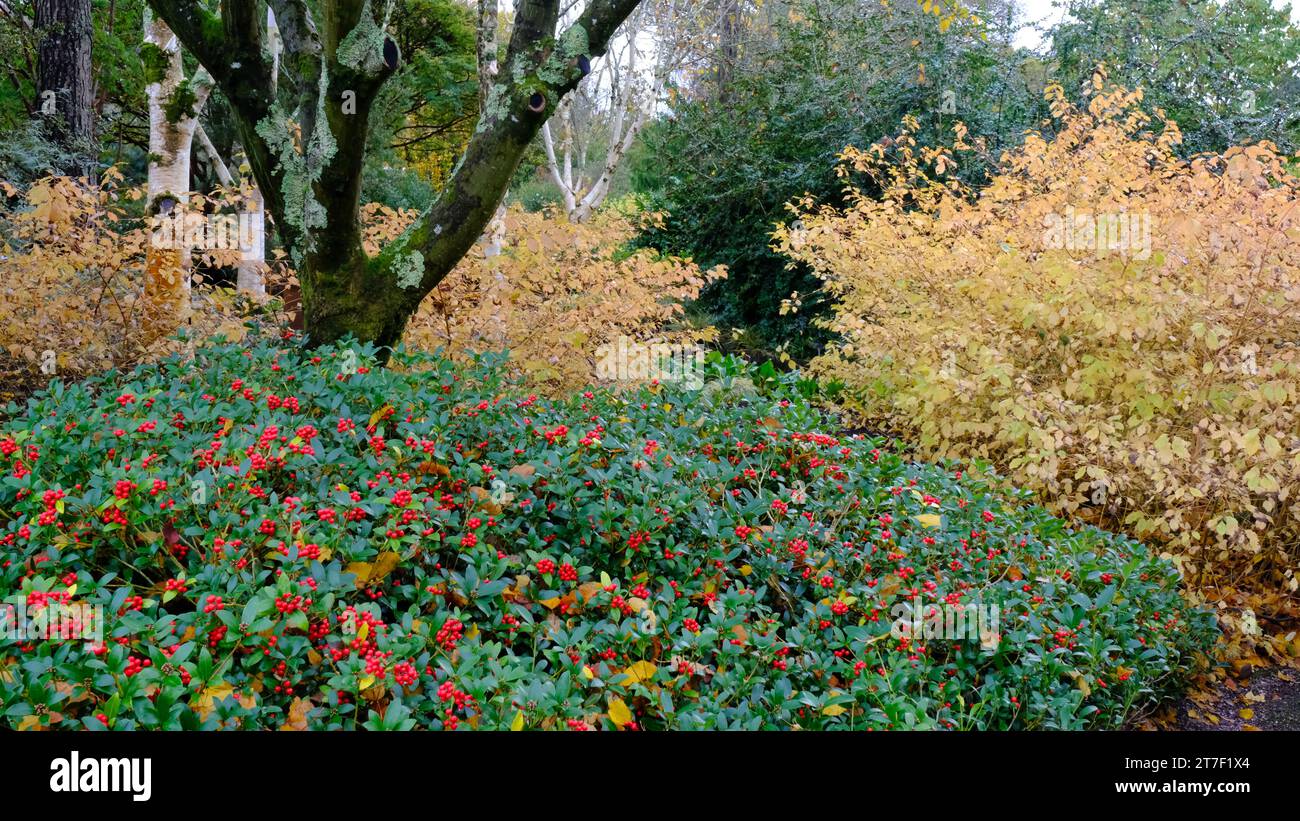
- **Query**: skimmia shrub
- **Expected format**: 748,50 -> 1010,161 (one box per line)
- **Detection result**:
776,71 -> 1300,606
0,333 -> 1213,730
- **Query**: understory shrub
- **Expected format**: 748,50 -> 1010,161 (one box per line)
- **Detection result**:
0,173 -> 287,380
0,333 -> 1214,730
777,73 -> 1300,606
363,203 -> 724,392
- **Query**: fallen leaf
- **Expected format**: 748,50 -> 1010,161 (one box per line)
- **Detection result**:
16,714 -> 45,731
916,513 -> 942,529
280,697 -> 311,731
620,661 -> 658,686
194,682 -> 235,720
608,697 -> 633,727
576,581 -> 603,605
346,551 -> 401,588
468,486 -> 503,515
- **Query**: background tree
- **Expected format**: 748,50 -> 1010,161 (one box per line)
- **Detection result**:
140,13 -> 215,338
1,1 -> 154,183
142,0 -> 644,358
539,0 -> 727,222
1049,0 -> 1300,155
361,0 -> 479,209
33,0 -> 95,177
632,0 -> 1043,360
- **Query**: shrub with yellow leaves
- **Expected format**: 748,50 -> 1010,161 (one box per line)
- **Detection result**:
0,172 -> 284,386
775,71 -> 1300,598
0,172 -> 713,401
363,201 -> 725,391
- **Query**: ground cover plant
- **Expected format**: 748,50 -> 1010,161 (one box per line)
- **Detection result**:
0,331 -> 1215,730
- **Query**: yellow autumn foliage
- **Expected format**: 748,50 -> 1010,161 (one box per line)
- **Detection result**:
0,171 -> 716,403
363,202 -> 725,391
0,172 -> 280,382
776,71 -> 1300,595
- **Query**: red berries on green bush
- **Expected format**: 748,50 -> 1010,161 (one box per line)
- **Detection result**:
0,335 -> 1215,731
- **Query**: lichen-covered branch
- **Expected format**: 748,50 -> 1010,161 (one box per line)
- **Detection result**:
144,0 -> 646,359
369,0 -> 645,333
476,0 -> 500,107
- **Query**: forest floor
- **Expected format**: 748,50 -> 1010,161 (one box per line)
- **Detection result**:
1169,666 -> 1300,731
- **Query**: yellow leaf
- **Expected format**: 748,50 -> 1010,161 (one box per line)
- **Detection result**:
1068,669 -> 1091,697
510,710 -> 525,731
916,513 -> 942,529
877,574 -> 903,601
280,697 -> 311,731
346,551 -> 401,588
608,696 -> 633,727
576,581 -> 603,604
194,682 -> 235,719
620,661 -> 658,686
368,404 -> 394,427
16,714 -> 45,731
468,486 -> 504,515
822,703 -> 847,717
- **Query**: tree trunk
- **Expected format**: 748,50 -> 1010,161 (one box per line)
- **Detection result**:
238,187 -> 269,297
141,15 -> 212,342
146,0 -> 646,362
35,0 -> 95,178
195,122 -> 269,298
717,3 -> 739,103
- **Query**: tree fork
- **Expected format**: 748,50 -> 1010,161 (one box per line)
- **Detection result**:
146,0 -> 646,361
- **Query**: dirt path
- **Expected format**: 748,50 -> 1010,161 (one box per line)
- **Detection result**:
1171,667 -> 1300,731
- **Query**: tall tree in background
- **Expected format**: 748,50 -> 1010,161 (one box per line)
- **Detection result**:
34,0 -> 95,177
1050,0 -> 1300,154
1,1 -> 162,182
362,0 -> 479,205
143,0 -> 644,357
633,0 -> 1042,360
541,0 -> 727,222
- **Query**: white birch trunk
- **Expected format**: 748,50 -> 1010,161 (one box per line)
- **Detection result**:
143,15 -> 209,338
